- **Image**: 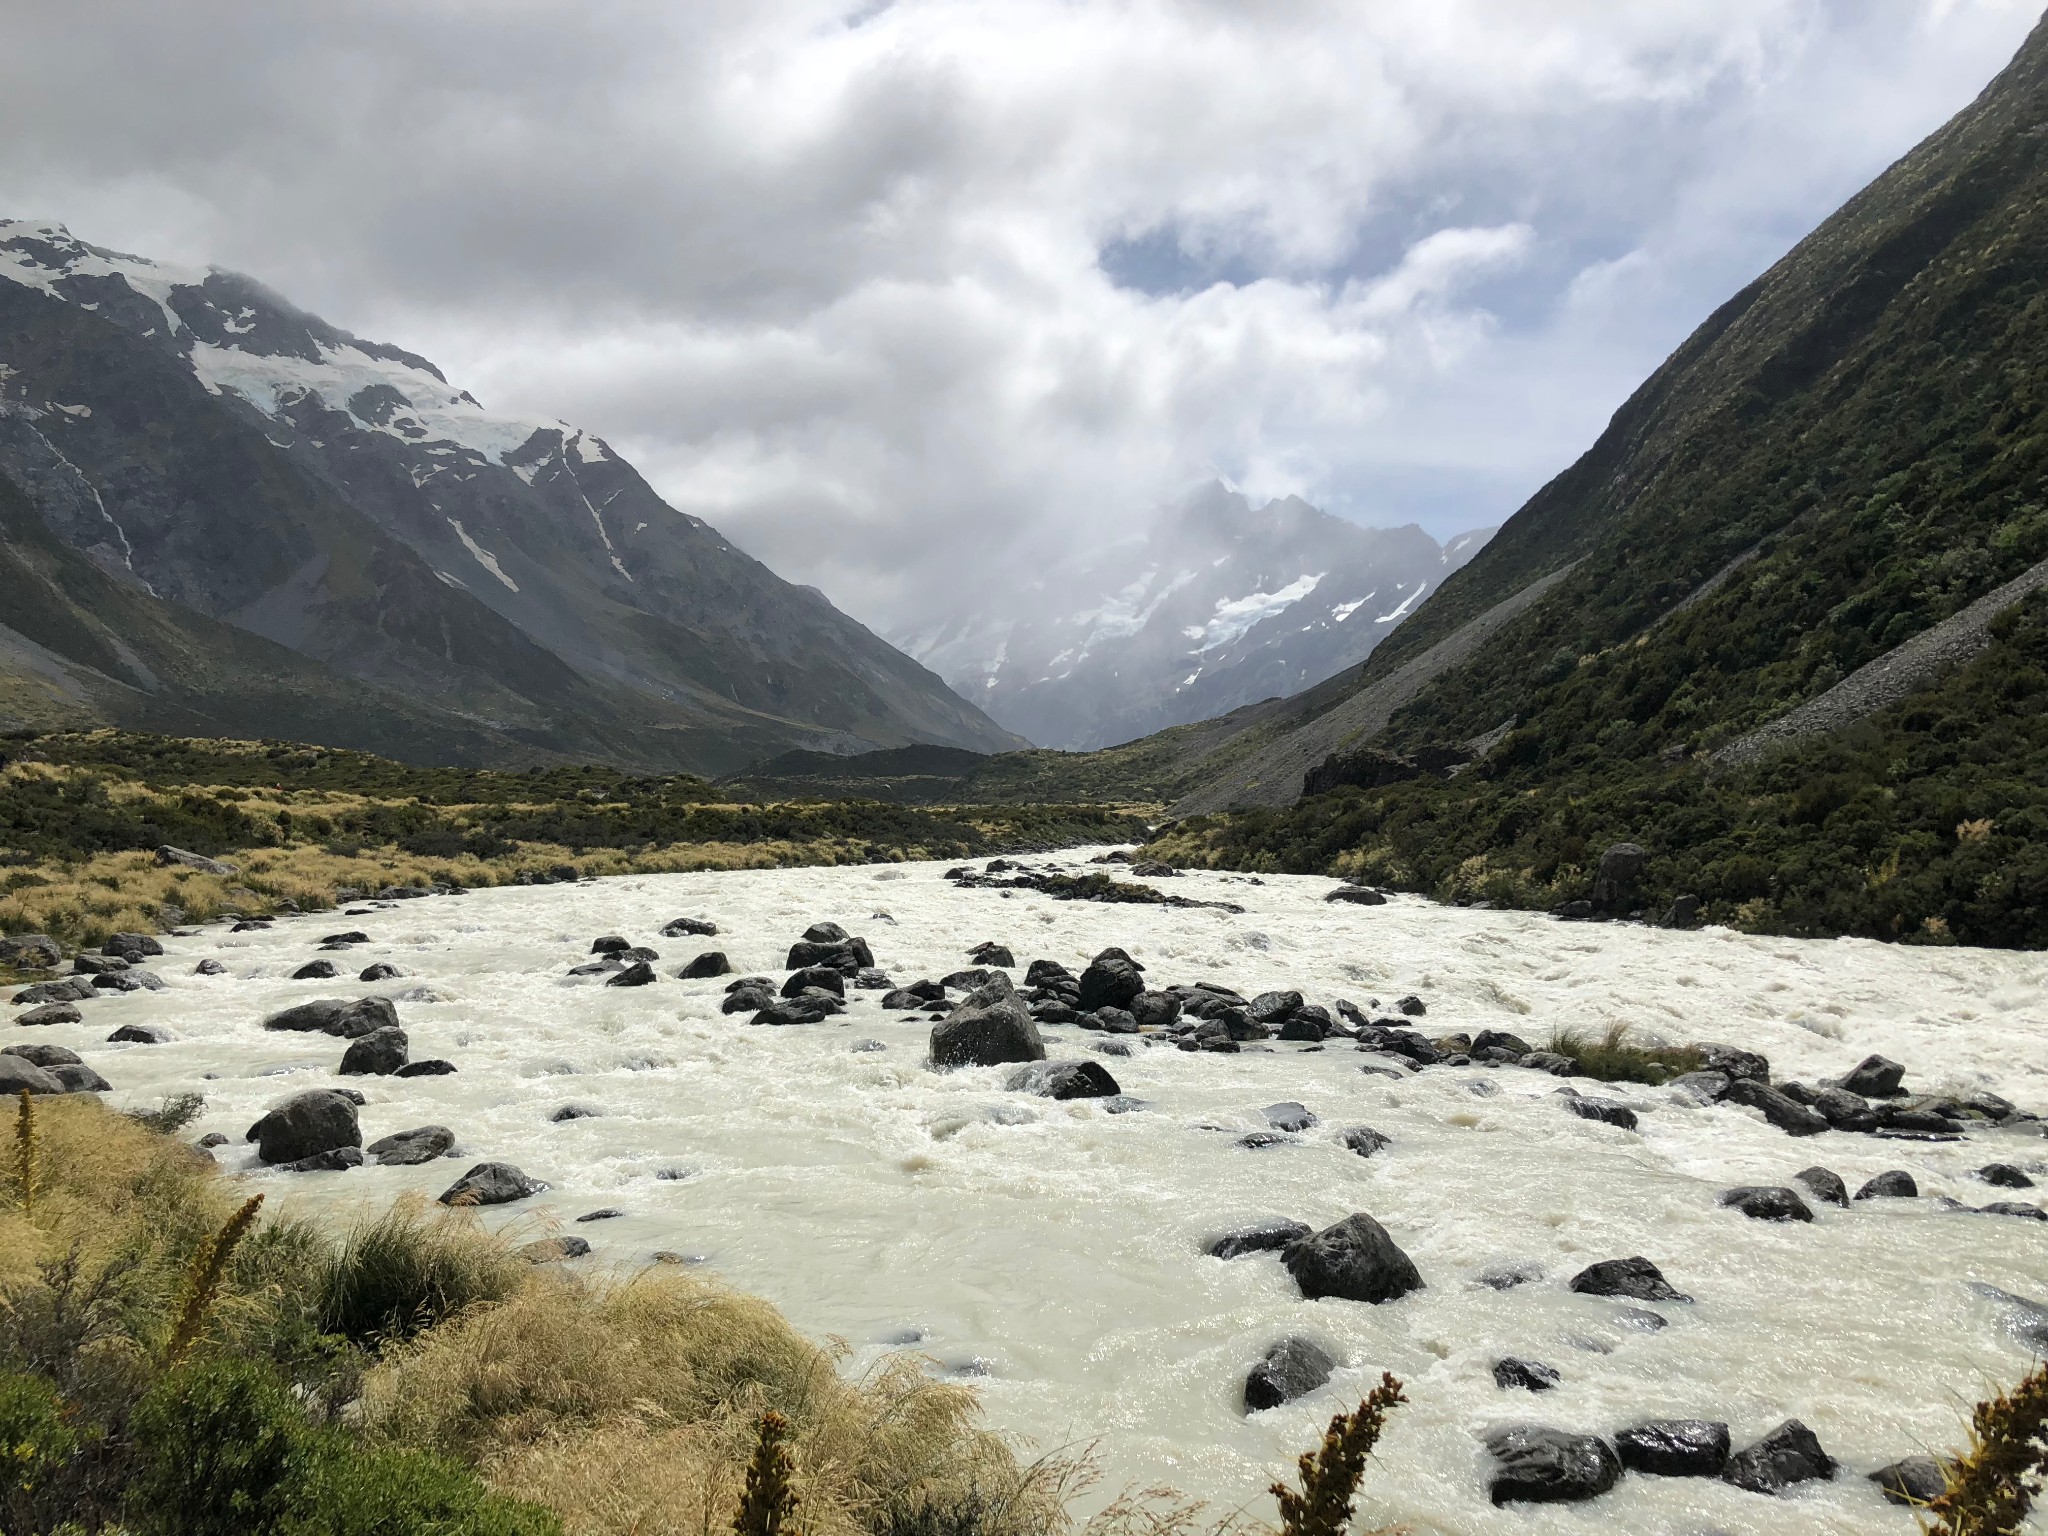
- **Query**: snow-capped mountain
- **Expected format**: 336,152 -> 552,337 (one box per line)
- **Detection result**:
901,482 -> 1495,749
0,221 -> 1020,770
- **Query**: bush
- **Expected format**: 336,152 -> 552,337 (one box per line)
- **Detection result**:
1546,1025 -> 1703,1085
0,1369 -> 80,1533
316,1200 -> 520,1347
129,1358 -> 318,1536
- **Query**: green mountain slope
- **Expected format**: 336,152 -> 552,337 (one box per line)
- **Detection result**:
1139,11 -> 2048,947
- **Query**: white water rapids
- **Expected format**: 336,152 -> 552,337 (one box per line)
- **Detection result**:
26,853 -> 2048,1533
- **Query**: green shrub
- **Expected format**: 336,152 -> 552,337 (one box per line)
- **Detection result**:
316,1201 -> 519,1347
0,1369 -> 82,1532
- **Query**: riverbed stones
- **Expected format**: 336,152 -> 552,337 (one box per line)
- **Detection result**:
1561,1095 -> 1637,1130
15,1003 -> 81,1026
367,1126 -> 455,1165
1717,1186 -> 1814,1222
292,959 -> 340,980
1326,886 -> 1385,905
108,1023 -> 171,1044
281,1146 -> 363,1173
1242,1337 -> 1334,1412
0,1055 -> 63,1094
1342,1126 -> 1392,1158
247,1089 -> 361,1164
1568,1257 -> 1690,1303
787,937 -> 874,972
396,1059 -> 456,1077
782,966 -> 846,998
1724,1078 -> 1828,1136
193,959 -> 226,976
1519,1050 -> 1577,1076
1485,1425 -> 1622,1505
1978,1163 -> 2035,1188
723,980 -> 777,1014
661,916 -> 718,937
93,970 -> 163,993
1614,1419 -> 1730,1478
1793,1166 -> 1850,1207
12,978 -> 96,1006
339,1026 -> 409,1076
1857,1170 -> 1918,1199
968,942 -> 1015,967
1076,950 -> 1145,1012
1262,1101 -> 1318,1132
1839,1054 -> 1907,1098
1722,1419 -> 1836,1494
1207,1220 -> 1311,1259
1006,1060 -> 1120,1099
1812,1086 -> 1877,1131
439,1162 -> 545,1206
677,951 -> 734,979
931,974 -> 1045,1069
103,932 -> 163,962
605,961 -> 658,987
1698,1043 -> 1769,1082
1871,1455 -> 1950,1506
263,997 -> 398,1038
1493,1358 -> 1560,1392
1281,1214 -> 1423,1304
5,1044 -> 79,1068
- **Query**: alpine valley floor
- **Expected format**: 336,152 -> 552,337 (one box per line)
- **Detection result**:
17,853 -> 2048,1534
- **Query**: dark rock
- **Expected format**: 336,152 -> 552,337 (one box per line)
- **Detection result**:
1698,1043 -> 1770,1082
366,1125 -> 455,1165
968,942 -> 1015,967
72,954 -> 128,976
16,1003 -> 82,1026
517,1236 -> 592,1263
722,983 -> 777,1014
1277,1015 -> 1328,1042
1724,1078 -> 1828,1136
1856,1170 -> 1918,1200
551,1104 -> 601,1121
677,951 -> 734,979
291,959 -> 340,980
320,931 -> 371,947
439,1161 -> 546,1206
1718,1186 -> 1814,1222
1662,894 -> 1701,927
1325,886 -> 1386,905
1281,1214 -> 1424,1305
1568,1257 -> 1690,1303
1475,1262 -> 1544,1290
1978,1163 -> 2035,1189
339,1026 -> 409,1076
1493,1358 -> 1560,1392
263,997 -> 399,1038
1555,899 -> 1596,920
197,1132 -> 228,1148
1813,1087 -> 1877,1131
248,1090 -> 361,1164
1032,1000 -> 1080,1025
1669,1070 -> 1731,1100
1563,1097 -> 1638,1131
1006,1060 -> 1121,1099
358,962 -> 404,982
1877,1107 -> 1964,1136
103,932 -> 163,961
1251,990 -> 1304,1023
1341,1126 -> 1392,1158
1722,1419 -> 1836,1494
1472,1029 -> 1532,1057
1237,1131 -> 1292,1149
5,1044 -> 81,1067
752,997 -> 839,1026
661,916 -> 718,937
1485,1425 -> 1622,1505
1839,1054 -> 1907,1098
1076,952 -> 1145,1012
1129,990 -> 1181,1030
47,1062 -> 108,1092
0,934 -> 62,968
803,922 -> 850,943
591,936 -> 632,954
1262,1101 -> 1319,1133
788,939 -> 874,972
11,977 -> 97,1005
1396,995 -> 1426,1016
881,988 -> 928,1010
1979,1201 -> 2048,1220
281,1146 -> 363,1173
1519,1051 -> 1578,1076
1243,1337 -> 1335,1412
1871,1455 -> 1950,1507
853,968 -> 894,989
395,1059 -> 457,1077
1024,960 -> 1073,986
1591,842 -> 1648,913
576,1207 -> 623,1222
781,966 -> 847,998
1207,1220 -> 1311,1259
0,1055 -> 63,1094
93,969 -> 163,992
108,1023 -> 171,1044
1614,1419 -> 1730,1478
618,947 -> 660,963
1793,1166 -> 1850,1207
605,961 -> 658,987
931,975 -> 1046,1069
192,959 -> 225,977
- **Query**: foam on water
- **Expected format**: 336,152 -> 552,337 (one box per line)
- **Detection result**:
36,854 -> 2048,1533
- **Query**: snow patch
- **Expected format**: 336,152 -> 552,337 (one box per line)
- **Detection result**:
1186,573 -> 1323,653
445,517 -> 519,592
1375,581 -> 1428,624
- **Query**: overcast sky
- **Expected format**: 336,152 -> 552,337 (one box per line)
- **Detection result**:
1,0 -> 2039,636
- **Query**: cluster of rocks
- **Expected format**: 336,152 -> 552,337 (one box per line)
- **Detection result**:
942,859 -> 1245,914
10,931 -> 168,1005
710,922 -> 895,1025
1671,1048 -> 2037,1152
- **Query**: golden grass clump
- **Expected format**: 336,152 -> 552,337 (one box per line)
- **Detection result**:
1544,1023 -> 1703,1085
1270,1375 -> 1406,1536
1929,1361 -> 2048,1535
11,1089 -> 38,1219
164,1193 -> 266,1366
317,1196 -> 523,1345
365,1269 -> 1053,1536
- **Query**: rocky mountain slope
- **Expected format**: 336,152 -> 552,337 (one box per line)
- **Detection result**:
899,482 -> 1491,749
0,222 -> 1021,772
1121,10 -> 2048,948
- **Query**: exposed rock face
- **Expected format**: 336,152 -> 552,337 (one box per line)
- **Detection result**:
930,974 -> 1046,1069
247,1090 -> 361,1164
1281,1214 -> 1423,1304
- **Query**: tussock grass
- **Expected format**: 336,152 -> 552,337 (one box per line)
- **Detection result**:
318,1198 -> 523,1347
1544,1023 -> 1703,1085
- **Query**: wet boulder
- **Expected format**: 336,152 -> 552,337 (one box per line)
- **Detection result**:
721,980 -> 777,1015
92,970 -> 163,993
1698,1043 -> 1770,1082
247,1090 -> 361,1164
1856,1170 -> 1918,1200
1813,1087 -> 1877,1131
12,978 -> 97,1006
1076,951 -> 1145,1012
1722,1419 -> 1836,1494
1519,1051 -> 1578,1077
1614,1419 -> 1730,1478
1871,1455 -> 1950,1507
1342,1126 -> 1392,1159
280,1146 -> 363,1173
1005,1060 -> 1121,1100
395,1059 -> 457,1077
1262,1102 -> 1318,1132
1793,1166 -> 1850,1207
1243,1337 -> 1335,1413
1326,886 -> 1386,905
263,997 -> 399,1039
931,975 -> 1045,1069
1207,1220 -> 1311,1259
1251,990 -> 1304,1024
677,951 -> 734,979
103,932 -> 163,962
0,1056 -> 64,1095
1568,1257 -> 1690,1303
1979,1163 -> 2036,1189
17,1002 -> 83,1026
49,1063 -> 110,1093
1493,1358 -> 1560,1392
605,961 -> 658,987
439,1162 -> 546,1206
781,966 -> 847,998
1129,990 -> 1181,1030
1561,1096 -> 1637,1131
291,959 -> 339,981
108,1023 -> 171,1044
366,1125 -> 455,1165
340,1026 -> 409,1076
6,1044 -> 80,1068
1485,1425 -> 1622,1505
1838,1054 -> 1907,1098
786,938 -> 874,972
1718,1186 -> 1814,1222
1724,1078 -> 1828,1136
753,996 -> 841,1026
968,942 -> 1015,967
358,962 -> 404,982
1281,1214 -> 1423,1305
660,916 -> 718,937
881,988 -> 929,1010
1472,1029 -> 1532,1058
590,936 -> 632,954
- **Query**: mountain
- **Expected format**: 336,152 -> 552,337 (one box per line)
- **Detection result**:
1126,11 -> 2048,947
0,222 -> 1021,772
898,481 -> 1493,749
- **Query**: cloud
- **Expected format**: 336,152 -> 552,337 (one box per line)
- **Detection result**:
0,0 -> 2037,635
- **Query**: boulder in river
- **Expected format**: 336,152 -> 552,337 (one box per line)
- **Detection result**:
1870,1455 -> 1951,1507
1838,1054 -> 1907,1098
247,1089 -> 361,1164
968,942 -> 1015,967
1006,1060 -> 1120,1099
1568,1257 -> 1690,1303
1342,1126 -> 1392,1159
677,951 -> 734,979
292,959 -> 340,980
12,978 -> 96,1006
0,1056 -> 64,1095
518,1236 -> 592,1264
1485,1425 -> 1622,1505
787,938 -> 874,972
1717,1186 -> 1814,1222
1243,1337 -> 1335,1412
395,1059 -> 457,1077
1793,1166 -> 1850,1207
931,975 -> 1046,1069
661,916 -> 718,937
1281,1214 -> 1423,1304
1724,1078 -> 1828,1136
605,961 -> 658,987
280,1146 -> 363,1173
16,1003 -> 82,1027
1561,1095 -> 1637,1131
1722,1419 -> 1836,1494
367,1125 -> 455,1165
1263,1101 -> 1318,1132
439,1162 -> 546,1206
1697,1043 -> 1770,1082
1979,1163 -> 2036,1189
263,997 -> 398,1038
358,963 -> 404,982
6,1044 -> 80,1068
1076,951 -> 1145,1012
108,1023 -> 171,1044
1492,1358 -> 1560,1392
103,932 -> 163,962
339,1026 -> 409,1076
781,966 -> 847,998
1325,887 -> 1386,905
1614,1419 -> 1730,1478
1856,1170 -> 1918,1200
1207,1220 -> 1311,1259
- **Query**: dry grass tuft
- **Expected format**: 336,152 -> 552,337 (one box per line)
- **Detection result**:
164,1192 -> 265,1366
1269,1375 -> 1406,1536
734,1410 -> 804,1536
1545,1023 -> 1703,1085
1929,1361 -> 2048,1535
